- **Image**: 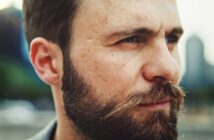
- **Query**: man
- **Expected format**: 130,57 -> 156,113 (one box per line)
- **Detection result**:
23,0 -> 185,140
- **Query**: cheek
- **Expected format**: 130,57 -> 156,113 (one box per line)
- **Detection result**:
93,60 -> 127,93
72,48 -> 136,103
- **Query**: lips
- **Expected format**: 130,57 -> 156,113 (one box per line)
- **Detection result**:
138,97 -> 172,110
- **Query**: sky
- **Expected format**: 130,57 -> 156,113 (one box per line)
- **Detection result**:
177,0 -> 214,66
0,0 -> 213,68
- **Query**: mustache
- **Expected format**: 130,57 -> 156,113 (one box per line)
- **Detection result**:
103,82 -> 185,119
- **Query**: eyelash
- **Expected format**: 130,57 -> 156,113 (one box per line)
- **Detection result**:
122,36 -> 141,43
116,35 -> 145,44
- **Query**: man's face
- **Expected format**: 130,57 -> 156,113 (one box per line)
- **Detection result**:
62,0 -> 184,140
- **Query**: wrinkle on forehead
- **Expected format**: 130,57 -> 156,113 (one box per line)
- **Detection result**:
73,0 -> 182,40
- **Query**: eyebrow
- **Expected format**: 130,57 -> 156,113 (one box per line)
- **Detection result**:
106,26 -> 184,39
106,27 -> 156,38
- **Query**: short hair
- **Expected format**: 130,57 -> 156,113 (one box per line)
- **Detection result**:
23,0 -> 79,51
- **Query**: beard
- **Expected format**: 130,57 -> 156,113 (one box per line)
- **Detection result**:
62,56 -> 185,140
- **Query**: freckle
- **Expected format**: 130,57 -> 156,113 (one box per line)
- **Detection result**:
103,17 -> 108,24
81,54 -> 86,58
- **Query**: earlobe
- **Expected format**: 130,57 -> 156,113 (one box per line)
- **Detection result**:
30,38 -> 62,85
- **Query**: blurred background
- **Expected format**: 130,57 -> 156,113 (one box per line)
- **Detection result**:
0,0 -> 213,140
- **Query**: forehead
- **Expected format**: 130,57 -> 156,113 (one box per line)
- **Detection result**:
74,0 -> 181,37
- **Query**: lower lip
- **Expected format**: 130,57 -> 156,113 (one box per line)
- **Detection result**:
139,100 -> 171,110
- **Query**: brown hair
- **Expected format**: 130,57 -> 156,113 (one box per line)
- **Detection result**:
23,0 -> 80,50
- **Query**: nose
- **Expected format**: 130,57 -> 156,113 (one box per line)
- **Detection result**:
142,42 -> 180,84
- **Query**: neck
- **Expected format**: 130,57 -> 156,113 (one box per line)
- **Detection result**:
51,86 -> 88,140
53,117 -> 86,140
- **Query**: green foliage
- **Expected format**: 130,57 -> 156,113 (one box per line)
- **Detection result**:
185,86 -> 214,105
0,58 -> 51,101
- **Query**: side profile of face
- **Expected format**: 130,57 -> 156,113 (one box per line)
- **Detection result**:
61,0 -> 185,140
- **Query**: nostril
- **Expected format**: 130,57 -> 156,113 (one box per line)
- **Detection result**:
153,76 -> 168,85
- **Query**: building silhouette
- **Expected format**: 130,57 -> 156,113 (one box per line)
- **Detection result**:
182,35 -> 214,89
0,6 -> 22,60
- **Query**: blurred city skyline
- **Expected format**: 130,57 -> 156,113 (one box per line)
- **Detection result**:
182,35 -> 214,88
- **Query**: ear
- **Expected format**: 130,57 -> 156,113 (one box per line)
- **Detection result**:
29,37 -> 63,85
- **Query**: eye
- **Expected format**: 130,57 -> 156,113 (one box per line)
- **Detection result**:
166,34 -> 179,44
121,35 -> 141,43
116,35 -> 147,45
113,35 -> 147,49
